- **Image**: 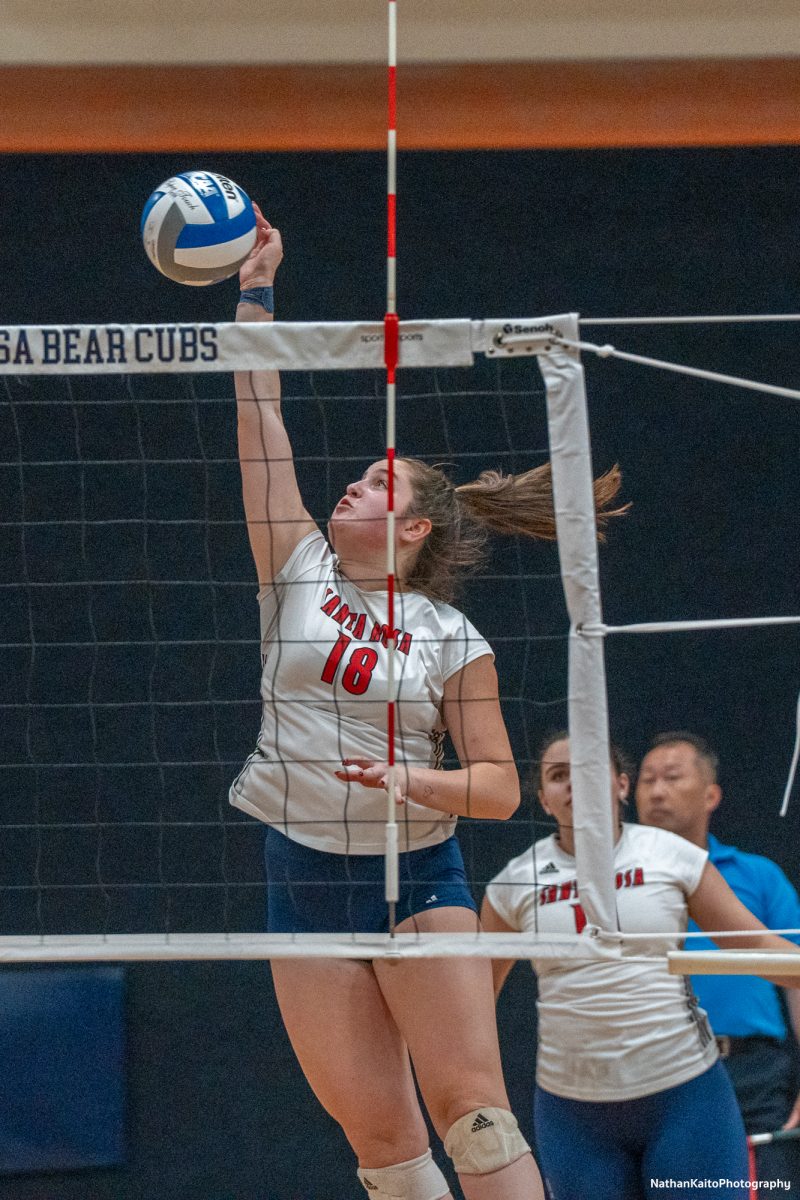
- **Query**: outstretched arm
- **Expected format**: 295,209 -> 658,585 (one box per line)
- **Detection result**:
688,862 -> 800,989
235,206 -> 316,586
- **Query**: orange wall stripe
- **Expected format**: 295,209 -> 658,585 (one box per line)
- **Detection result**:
1,60 -> 800,152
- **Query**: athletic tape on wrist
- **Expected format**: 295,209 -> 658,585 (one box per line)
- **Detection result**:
239,286 -> 274,313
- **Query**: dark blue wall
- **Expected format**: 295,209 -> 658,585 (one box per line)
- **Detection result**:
0,148 -> 798,1199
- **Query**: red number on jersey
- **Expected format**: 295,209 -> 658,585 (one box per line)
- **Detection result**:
571,902 -> 587,934
321,633 -> 351,684
321,635 -> 379,695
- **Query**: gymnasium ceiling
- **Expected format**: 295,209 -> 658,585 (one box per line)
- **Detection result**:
2,0 -> 800,63
2,1 -> 799,150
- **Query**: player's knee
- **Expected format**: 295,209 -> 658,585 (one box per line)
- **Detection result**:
357,1149 -> 450,1200
443,1107 -> 530,1176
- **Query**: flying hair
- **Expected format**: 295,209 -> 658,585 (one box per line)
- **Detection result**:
400,458 -> 629,604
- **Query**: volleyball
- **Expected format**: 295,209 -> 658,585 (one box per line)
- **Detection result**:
140,171 -> 257,286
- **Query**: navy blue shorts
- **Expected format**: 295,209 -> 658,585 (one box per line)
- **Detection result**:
534,1060 -> 749,1200
264,828 -> 478,934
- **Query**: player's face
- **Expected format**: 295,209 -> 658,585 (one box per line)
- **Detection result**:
538,737 -> 628,828
635,743 -> 717,838
329,460 -> 417,547
538,739 -> 573,825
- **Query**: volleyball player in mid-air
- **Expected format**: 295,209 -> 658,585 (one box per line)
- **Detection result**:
482,732 -> 800,1200
227,207 -> 625,1200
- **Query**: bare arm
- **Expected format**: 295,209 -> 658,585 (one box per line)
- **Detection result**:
427,653 -> 520,818
688,862 -> 800,989
336,654 -> 521,820
480,895 -> 520,998
235,208 -> 316,586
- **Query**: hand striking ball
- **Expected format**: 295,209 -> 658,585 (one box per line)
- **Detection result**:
141,171 -> 257,286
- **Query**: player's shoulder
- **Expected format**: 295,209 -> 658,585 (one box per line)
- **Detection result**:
405,592 -> 490,655
491,835 -> 561,886
623,821 -> 674,849
623,822 -> 706,861
291,528 -> 331,565
418,593 -> 472,630
270,529 -> 331,585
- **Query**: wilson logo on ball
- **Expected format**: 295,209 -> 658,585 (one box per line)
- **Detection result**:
140,171 -> 257,287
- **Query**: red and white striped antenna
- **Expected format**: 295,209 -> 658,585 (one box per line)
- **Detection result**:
384,0 -> 400,933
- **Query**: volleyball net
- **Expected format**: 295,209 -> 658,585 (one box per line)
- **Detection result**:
1,313 -> 799,971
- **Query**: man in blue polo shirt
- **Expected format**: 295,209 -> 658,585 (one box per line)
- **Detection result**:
636,731 -> 800,1185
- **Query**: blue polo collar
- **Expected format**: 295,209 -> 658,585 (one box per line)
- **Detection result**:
706,832 -> 737,863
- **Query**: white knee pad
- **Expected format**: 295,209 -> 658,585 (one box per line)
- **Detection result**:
357,1148 -> 450,1200
444,1107 -> 530,1176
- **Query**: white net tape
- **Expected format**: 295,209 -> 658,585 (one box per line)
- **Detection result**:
0,931 -> 622,965
0,318 -> 475,375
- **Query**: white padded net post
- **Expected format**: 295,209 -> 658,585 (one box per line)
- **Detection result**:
527,315 -> 618,933
485,315 -> 619,932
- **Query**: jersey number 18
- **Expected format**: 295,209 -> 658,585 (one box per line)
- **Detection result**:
321,633 -> 379,695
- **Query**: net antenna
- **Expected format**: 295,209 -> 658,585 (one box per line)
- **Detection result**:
384,0 -> 400,935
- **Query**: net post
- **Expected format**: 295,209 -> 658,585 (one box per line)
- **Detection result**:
535,314 -> 618,934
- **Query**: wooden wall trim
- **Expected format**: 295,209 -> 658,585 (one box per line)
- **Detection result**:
2,60 -> 800,152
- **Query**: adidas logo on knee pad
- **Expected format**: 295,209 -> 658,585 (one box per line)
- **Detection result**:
444,1106 -> 530,1176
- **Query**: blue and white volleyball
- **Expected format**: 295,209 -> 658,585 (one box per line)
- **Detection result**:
140,171 -> 257,286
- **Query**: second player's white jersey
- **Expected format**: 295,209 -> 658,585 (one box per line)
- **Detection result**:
230,531 -> 493,854
485,823 -> 718,1101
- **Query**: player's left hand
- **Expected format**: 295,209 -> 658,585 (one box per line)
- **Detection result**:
335,758 -> 407,804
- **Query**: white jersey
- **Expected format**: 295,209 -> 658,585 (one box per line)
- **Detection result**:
485,823 -> 718,1101
230,531 -> 493,854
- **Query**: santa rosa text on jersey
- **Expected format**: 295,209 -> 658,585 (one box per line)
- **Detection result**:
538,867 -> 645,907
540,866 -> 645,934
321,587 -> 414,655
